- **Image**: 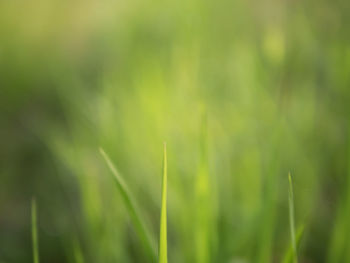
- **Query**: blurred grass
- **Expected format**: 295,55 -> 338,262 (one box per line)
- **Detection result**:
1,0 -> 350,262
100,148 -> 157,262
283,225 -> 305,263
288,173 -> 297,263
158,143 -> 168,263
31,199 -> 39,263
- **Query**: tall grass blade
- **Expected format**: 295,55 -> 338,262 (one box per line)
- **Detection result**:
99,148 -> 157,262
159,142 -> 168,263
288,173 -> 298,263
31,198 -> 39,263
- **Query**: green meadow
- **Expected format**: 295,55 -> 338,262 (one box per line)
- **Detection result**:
1,0 -> 350,262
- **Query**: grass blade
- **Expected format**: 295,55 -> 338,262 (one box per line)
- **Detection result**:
159,143 -> 168,263
288,173 -> 298,263
99,148 -> 157,262
31,198 -> 39,263
282,225 -> 304,263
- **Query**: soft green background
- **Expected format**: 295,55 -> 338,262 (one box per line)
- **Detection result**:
1,0 -> 350,262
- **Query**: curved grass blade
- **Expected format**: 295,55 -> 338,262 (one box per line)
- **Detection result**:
31,198 -> 40,263
288,173 -> 298,263
99,148 -> 157,262
159,143 -> 168,263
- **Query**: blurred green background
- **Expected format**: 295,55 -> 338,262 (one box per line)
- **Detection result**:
1,0 -> 350,262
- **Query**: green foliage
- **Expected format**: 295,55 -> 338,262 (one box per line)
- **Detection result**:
2,0 -> 350,261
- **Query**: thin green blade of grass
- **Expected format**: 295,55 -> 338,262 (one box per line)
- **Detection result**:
99,148 -> 157,262
282,225 -> 304,263
158,142 -> 168,263
31,198 -> 39,263
288,173 -> 298,263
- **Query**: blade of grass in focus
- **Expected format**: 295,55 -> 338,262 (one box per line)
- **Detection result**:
99,148 -> 157,262
158,143 -> 168,263
288,173 -> 298,263
31,198 -> 39,263
282,225 -> 304,263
